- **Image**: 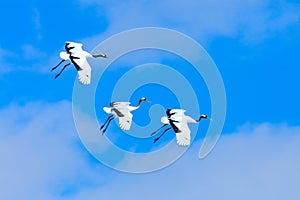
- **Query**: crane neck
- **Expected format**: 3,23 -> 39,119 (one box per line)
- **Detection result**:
196,116 -> 205,122
92,53 -> 107,58
135,99 -> 144,108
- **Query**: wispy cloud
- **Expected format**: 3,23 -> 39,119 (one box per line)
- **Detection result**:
0,44 -> 57,75
3,1 -> 299,75
22,44 -> 46,60
0,48 -> 16,74
32,7 -> 43,40
78,0 -> 300,44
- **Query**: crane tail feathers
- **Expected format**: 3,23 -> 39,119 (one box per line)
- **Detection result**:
59,52 -> 69,60
103,107 -> 111,114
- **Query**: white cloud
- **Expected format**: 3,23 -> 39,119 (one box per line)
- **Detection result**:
3,1 -> 299,75
0,101 -> 110,200
61,122 -> 300,200
1,101 -> 299,199
78,0 -> 300,44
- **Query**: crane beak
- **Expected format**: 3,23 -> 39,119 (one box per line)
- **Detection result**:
207,117 -> 212,120
143,98 -> 151,103
93,54 -> 109,59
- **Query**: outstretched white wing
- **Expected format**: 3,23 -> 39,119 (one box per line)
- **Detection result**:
65,42 -> 91,85
77,59 -> 91,85
111,102 -> 133,130
169,109 -> 191,146
175,123 -> 191,146
66,42 -> 83,52
168,109 -> 184,132
117,111 -> 133,130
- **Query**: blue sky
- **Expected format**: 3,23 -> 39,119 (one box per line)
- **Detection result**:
1,0 -> 300,199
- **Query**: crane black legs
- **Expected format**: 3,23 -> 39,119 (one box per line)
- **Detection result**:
153,127 -> 171,143
51,59 -> 71,79
51,59 -> 65,71
100,115 -> 114,135
151,123 -> 172,143
151,124 -> 168,136
54,63 -> 71,79
101,117 -> 114,135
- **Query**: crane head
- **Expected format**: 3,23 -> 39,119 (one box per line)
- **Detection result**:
200,114 -> 212,120
93,53 -> 108,58
140,97 -> 151,103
